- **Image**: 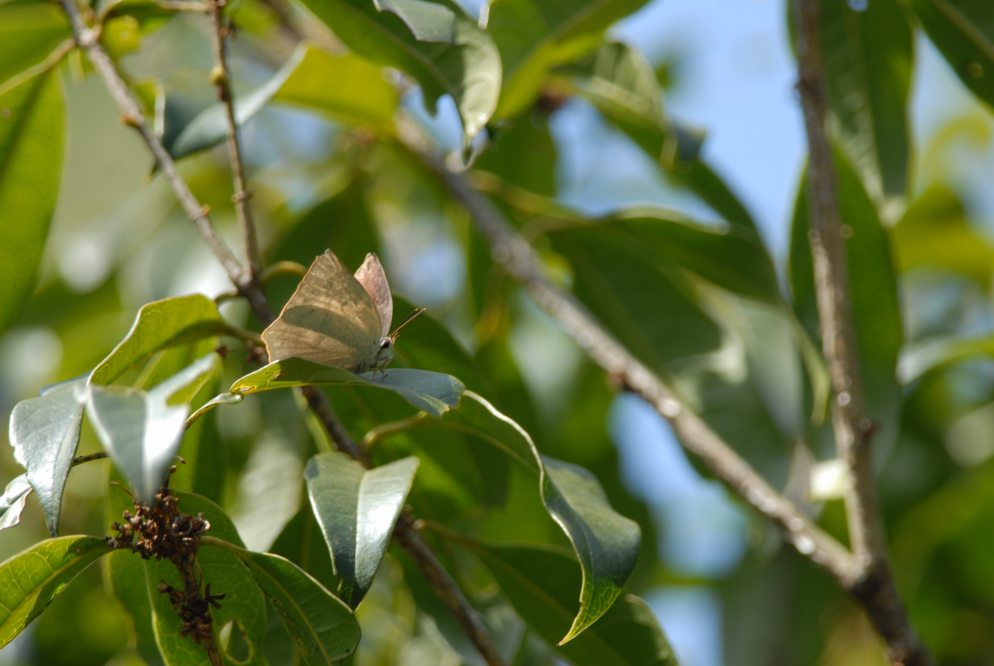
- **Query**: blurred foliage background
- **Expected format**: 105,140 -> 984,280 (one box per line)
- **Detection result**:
3,0 -> 994,664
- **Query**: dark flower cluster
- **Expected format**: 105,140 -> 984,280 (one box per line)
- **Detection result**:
107,472 -> 222,648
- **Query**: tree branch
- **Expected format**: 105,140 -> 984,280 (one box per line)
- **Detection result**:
58,0 -> 245,286
397,126 -> 855,585
61,5 -> 503,663
791,2 -> 929,663
207,0 -> 263,281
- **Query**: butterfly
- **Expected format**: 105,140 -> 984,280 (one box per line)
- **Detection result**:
262,251 -> 422,373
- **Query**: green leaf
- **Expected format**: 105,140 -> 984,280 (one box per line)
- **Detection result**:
910,0 -> 994,111
433,393 -> 640,643
816,0 -> 913,203
899,335 -> 994,384
205,541 -> 362,663
273,44 -> 398,132
789,147 -> 902,449
305,452 -> 419,606
86,384 -> 187,502
104,550 -> 163,666
9,378 -> 85,535
0,66 -> 64,335
549,207 -> 779,304
488,0 -> 649,118
89,294 -> 228,385
474,545 -> 677,663
165,47 -> 305,160
86,356 -> 222,504
547,221 -> 723,374
892,184 -> 994,285
561,40 -> 760,231
230,360 -> 464,416
0,474 -> 31,531
297,0 -> 500,142
0,536 -> 112,647
0,3 -> 69,89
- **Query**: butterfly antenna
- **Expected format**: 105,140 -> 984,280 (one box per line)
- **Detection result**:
389,307 -> 426,342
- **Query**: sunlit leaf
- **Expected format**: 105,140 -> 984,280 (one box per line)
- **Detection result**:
488,0 -> 649,118
0,3 -> 68,90
231,360 -> 464,416
205,541 -> 362,663
474,544 -> 677,662
273,44 -> 398,132
296,0 -> 500,142
9,378 -> 85,535
305,452 -> 418,606
892,184 -> 994,285
89,294 -> 228,385
87,356 -> 220,503
0,474 -> 31,532
0,536 -> 112,647
0,66 -> 64,335
910,0 -> 994,111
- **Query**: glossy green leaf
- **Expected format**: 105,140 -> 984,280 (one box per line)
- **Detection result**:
433,392 -> 640,642
548,222 -> 723,374
205,540 -> 362,663
561,40 -> 760,231
273,44 -> 398,132
231,359 -> 464,416
305,452 -> 419,607
0,3 -> 69,89
0,66 -> 64,335
85,356 -> 222,503
89,294 -> 228,385
817,0 -> 912,202
789,148 -> 902,449
0,536 -> 112,647
297,0 -> 500,142
475,545 -> 677,663
488,0 -> 649,118
910,0 -> 994,111
86,384 -> 187,503
9,378 -> 85,535
0,474 -> 31,531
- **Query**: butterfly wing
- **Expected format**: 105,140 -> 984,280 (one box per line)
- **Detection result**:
262,251 -> 382,370
353,253 -> 393,341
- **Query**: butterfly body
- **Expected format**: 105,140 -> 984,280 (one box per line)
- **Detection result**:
262,251 -> 394,373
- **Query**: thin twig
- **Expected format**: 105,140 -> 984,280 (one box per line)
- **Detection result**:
792,1 -> 930,663
59,0 -> 245,286
207,0 -> 263,282
62,6 -> 502,661
397,126 -> 856,584
394,513 -> 506,666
